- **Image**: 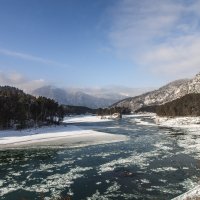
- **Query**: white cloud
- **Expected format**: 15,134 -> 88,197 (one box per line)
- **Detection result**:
108,0 -> 200,79
0,48 -> 65,67
0,72 -> 47,92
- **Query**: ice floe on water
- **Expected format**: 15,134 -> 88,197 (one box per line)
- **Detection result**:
98,154 -> 147,174
153,116 -> 200,161
172,178 -> 200,200
155,116 -> 200,128
0,182 -> 22,197
153,141 -> 174,151
105,182 -> 121,194
172,185 -> 200,200
92,151 -> 121,158
98,150 -> 161,174
87,181 -> 121,200
0,166 -> 93,198
123,114 -> 155,119
175,176 -> 199,194
133,118 -> 156,126
176,137 -> 200,159
0,180 -> 4,187
38,159 -> 75,171
141,179 -> 150,184
159,179 -> 167,183
151,167 -> 178,173
96,136 -> 179,175
43,166 -> 92,189
2,114 -> 200,199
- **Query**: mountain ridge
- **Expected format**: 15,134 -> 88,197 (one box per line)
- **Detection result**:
31,85 -> 153,109
113,73 -> 200,111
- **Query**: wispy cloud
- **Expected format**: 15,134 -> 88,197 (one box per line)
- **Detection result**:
108,0 -> 200,79
0,72 -> 47,91
0,48 -> 65,67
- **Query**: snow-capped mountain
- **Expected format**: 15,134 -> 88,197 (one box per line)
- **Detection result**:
31,86 -> 152,109
113,72 -> 200,111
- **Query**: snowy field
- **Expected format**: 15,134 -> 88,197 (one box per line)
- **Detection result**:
63,115 -> 112,123
0,115 -> 128,149
155,116 -> 200,128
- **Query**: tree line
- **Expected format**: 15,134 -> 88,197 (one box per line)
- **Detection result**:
62,105 -> 96,115
156,93 -> 200,116
0,86 -> 65,129
96,106 -> 131,116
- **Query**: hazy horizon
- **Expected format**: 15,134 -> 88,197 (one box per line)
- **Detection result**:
0,0 -> 200,89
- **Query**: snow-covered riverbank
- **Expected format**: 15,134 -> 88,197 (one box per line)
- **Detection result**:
63,115 -> 112,123
155,116 -> 200,128
0,115 -> 128,149
172,185 -> 200,200
151,115 -> 200,200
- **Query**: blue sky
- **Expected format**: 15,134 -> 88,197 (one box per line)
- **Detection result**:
0,0 -> 200,89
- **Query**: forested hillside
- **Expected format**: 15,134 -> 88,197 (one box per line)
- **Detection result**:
0,86 -> 65,129
96,107 -> 131,116
156,93 -> 200,116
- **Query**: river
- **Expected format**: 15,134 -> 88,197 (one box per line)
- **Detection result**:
0,115 -> 200,200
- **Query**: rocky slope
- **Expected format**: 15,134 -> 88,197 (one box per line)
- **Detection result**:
113,72 -> 200,111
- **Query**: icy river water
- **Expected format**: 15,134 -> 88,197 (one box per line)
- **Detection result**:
1,115 -> 200,200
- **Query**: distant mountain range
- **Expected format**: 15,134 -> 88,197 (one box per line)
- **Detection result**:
113,72 -> 200,111
31,85 -> 153,108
